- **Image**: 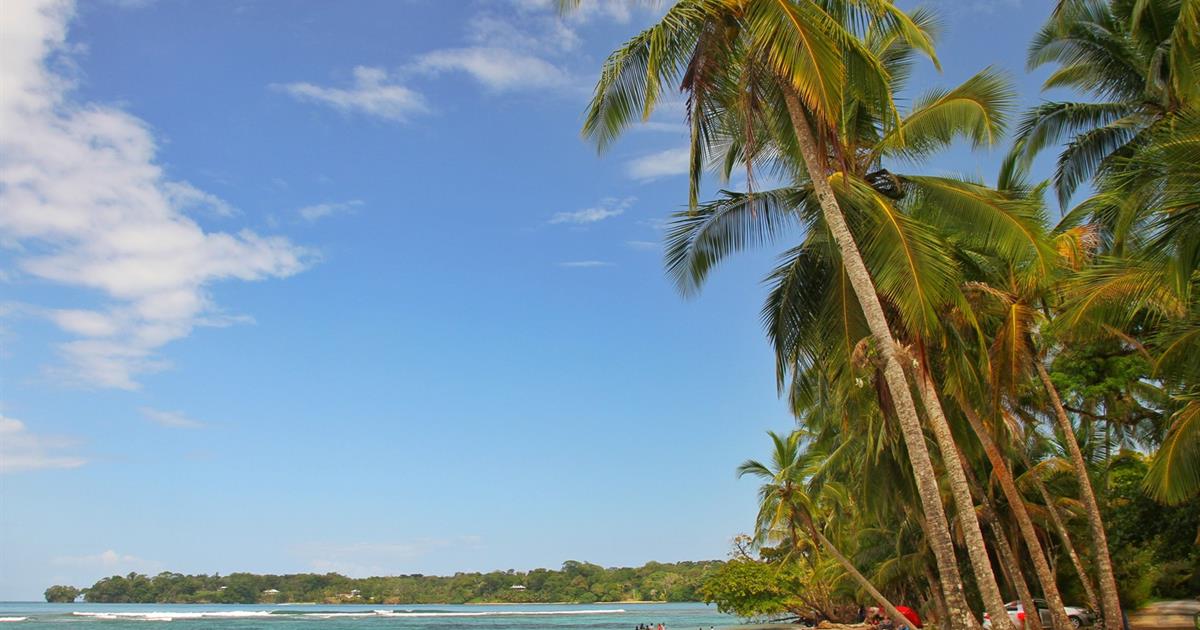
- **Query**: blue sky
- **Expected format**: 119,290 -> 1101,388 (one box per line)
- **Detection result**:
0,0 -> 1064,600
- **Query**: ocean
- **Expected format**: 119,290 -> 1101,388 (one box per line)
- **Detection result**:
0,601 -> 738,628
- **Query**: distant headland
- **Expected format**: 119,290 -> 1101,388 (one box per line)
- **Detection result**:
45,560 -> 722,605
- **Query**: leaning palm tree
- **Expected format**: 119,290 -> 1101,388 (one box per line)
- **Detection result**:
1024,4 -> 1200,621
943,173 -> 1128,630
579,4 -> 1010,627
738,430 -> 914,630
798,371 -> 958,628
948,280 -> 1084,630
694,40 -> 1026,630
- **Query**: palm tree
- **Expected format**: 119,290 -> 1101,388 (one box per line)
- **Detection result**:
800,385 -> 963,629
1017,6 -> 1200,625
924,152 -> 1086,630
738,430 -> 915,630
579,5 -> 1013,627
1020,443 -> 1102,614
943,206 -> 1120,630
1062,110 -> 1200,506
1013,0 -> 1199,209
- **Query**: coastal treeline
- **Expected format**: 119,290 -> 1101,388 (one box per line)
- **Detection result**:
53,560 -> 720,604
579,0 -> 1200,629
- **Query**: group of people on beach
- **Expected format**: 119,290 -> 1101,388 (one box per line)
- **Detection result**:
861,605 -> 923,629
633,619 -> 715,624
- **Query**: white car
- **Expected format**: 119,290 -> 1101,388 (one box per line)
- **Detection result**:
983,600 -> 1095,629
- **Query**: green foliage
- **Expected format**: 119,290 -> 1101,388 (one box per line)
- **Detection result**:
43,585 -> 80,603
586,0 -> 1200,623
1102,453 -> 1200,604
71,561 -> 721,605
698,558 -> 802,618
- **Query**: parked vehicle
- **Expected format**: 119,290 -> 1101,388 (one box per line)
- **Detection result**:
983,600 -> 1095,629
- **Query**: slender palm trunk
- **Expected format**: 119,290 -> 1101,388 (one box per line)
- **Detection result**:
914,367 -> 1018,630
958,404 -> 1073,630
914,506 -> 975,630
791,519 -> 837,621
782,88 -> 978,630
924,565 -> 952,629
988,512 -> 1043,630
799,512 -> 913,630
1035,362 -> 1123,630
952,439 -> 1043,630
1033,474 -> 1100,613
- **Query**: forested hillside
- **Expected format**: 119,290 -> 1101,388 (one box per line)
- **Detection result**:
53,560 -> 721,604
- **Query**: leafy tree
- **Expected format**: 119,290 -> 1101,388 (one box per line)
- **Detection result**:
70,561 -> 721,604
43,585 -> 80,603
699,558 -> 804,618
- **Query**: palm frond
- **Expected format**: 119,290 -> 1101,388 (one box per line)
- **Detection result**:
872,67 -> 1015,162
665,186 -> 810,296
1143,394 -> 1200,504
905,176 -> 1055,274
833,175 -> 961,337
1010,101 -> 1136,169
582,0 -> 719,151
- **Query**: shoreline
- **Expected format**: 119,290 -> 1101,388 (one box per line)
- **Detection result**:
463,601 -> 670,606
35,600 -> 700,607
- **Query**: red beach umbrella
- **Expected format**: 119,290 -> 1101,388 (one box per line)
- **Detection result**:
895,606 -> 923,628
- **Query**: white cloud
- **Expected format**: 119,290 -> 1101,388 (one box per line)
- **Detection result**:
626,147 -> 691,180
638,217 -> 670,231
633,121 -> 687,134
0,0 -> 312,389
53,549 -> 160,572
163,182 -> 237,218
557,260 -> 613,268
0,415 -> 86,473
550,207 -> 621,224
284,1 -> 601,114
297,199 -> 363,223
549,196 -> 634,225
511,0 -> 635,23
934,0 -> 1021,14
140,407 -> 204,429
625,240 -> 658,250
47,309 -> 121,337
296,537 -> 483,578
412,47 -> 569,92
277,66 -> 427,122
467,13 -> 579,54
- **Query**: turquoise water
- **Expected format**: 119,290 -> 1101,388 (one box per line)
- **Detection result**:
0,602 -> 737,629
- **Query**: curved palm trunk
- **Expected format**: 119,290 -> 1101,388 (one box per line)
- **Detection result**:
782,88 -> 979,630
914,367 -> 1019,630
1035,362 -> 1123,630
1032,474 -> 1100,613
799,512 -> 913,630
958,404 -> 1073,630
790,519 -> 837,621
952,438 -> 1043,630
